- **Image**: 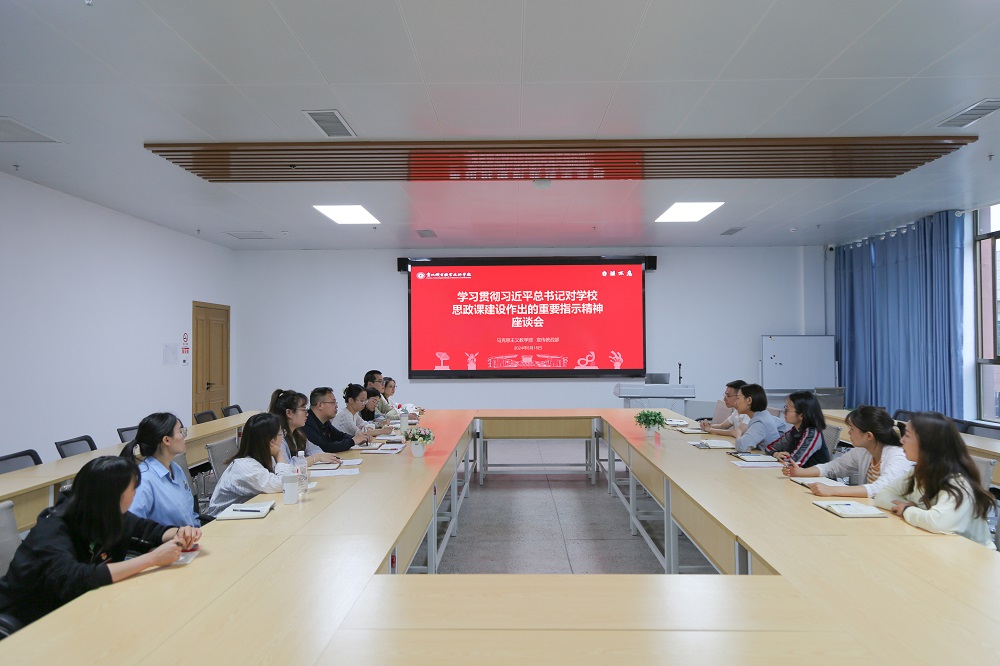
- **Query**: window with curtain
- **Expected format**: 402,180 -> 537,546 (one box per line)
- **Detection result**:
975,204 -> 1000,421
835,210 -> 964,417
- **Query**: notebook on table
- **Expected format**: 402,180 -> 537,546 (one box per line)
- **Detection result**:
812,500 -> 886,518
791,476 -> 847,487
675,427 -> 706,435
216,500 -> 276,520
690,440 -> 735,449
728,452 -> 776,462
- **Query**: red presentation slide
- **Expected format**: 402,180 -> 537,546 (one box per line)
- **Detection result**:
409,260 -> 645,377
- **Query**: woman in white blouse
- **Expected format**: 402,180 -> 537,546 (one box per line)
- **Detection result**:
333,384 -> 391,438
206,413 -> 296,517
784,405 -> 912,498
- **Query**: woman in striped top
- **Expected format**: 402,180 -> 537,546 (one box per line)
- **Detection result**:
767,391 -> 830,467
784,405 -> 912,498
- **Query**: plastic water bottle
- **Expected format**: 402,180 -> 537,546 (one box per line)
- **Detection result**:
295,451 -> 309,497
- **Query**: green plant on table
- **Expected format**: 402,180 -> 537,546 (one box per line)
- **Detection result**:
634,410 -> 667,430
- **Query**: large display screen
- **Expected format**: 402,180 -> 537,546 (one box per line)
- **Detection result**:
408,256 -> 647,379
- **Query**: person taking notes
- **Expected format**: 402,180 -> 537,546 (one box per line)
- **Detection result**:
767,391 -> 830,468
700,380 -> 750,436
784,405 -> 912,498
733,383 -> 789,453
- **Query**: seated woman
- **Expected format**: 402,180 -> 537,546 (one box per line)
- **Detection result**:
0,456 -> 200,628
874,412 -> 996,548
121,412 -> 200,527
359,387 -> 387,424
269,389 -> 339,466
333,384 -> 392,438
378,376 -> 402,420
733,383 -> 789,453
766,391 -> 831,468
206,412 -> 297,517
784,405 -> 912,498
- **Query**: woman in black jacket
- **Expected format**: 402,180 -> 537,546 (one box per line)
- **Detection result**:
0,456 -> 201,627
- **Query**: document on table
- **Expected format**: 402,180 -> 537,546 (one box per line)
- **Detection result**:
216,501 -> 276,520
310,462 -> 341,470
310,468 -> 361,477
376,435 -> 403,443
730,453 -> 777,463
730,460 -> 784,468
813,500 -> 886,518
361,443 -> 406,454
676,427 -> 706,434
791,476 -> 846,487
664,418 -> 688,426
690,440 -> 735,449
339,458 -> 362,466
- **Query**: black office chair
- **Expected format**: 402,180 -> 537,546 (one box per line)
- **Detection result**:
194,410 -> 218,424
891,409 -> 915,423
221,404 -> 242,417
117,425 -> 139,443
54,435 -> 97,459
0,612 -> 23,640
0,449 -> 42,475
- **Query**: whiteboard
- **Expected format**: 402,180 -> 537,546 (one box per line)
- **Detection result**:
760,335 -> 836,390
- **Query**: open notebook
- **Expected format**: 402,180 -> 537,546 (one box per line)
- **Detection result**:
791,476 -> 847,487
216,500 -> 276,520
812,500 -> 886,518
689,440 -> 735,449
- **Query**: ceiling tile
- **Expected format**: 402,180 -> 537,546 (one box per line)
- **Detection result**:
599,81 -> 711,137
144,0 -> 326,85
274,0 -> 422,84
520,82 -> 617,137
238,85 -> 348,140
426,84 -> 520,138
755,78 -> 905,136
722,0 -> 897,80
142,85 -> 283,140
521,0 -> 647,82
399,0 -> 522,83
329,84 -> 441,139
678,79 -> 809,136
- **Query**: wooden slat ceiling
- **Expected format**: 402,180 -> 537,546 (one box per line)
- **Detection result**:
146,137 -> 976,182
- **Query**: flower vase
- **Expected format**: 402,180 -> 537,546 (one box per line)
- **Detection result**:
646,426 -> 657,438
410,441 -> 426,457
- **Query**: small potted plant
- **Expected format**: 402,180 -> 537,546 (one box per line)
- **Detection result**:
403,426 -> 434,458
634,410 -> 667,437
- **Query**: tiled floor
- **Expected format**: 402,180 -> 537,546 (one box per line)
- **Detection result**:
434,439 -> 715,575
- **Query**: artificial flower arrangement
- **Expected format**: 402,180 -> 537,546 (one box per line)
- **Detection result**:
403,426 -> 434,444
634,410 -> 667,430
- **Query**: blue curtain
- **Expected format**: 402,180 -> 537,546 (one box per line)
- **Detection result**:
834,210 -> 964,416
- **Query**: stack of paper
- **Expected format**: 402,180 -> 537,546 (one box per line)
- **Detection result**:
813,500 -> 886,518
216,500 -> 276,520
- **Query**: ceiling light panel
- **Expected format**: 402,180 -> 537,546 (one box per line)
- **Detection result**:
655,202 -> 725,222
313,205 -> 381,225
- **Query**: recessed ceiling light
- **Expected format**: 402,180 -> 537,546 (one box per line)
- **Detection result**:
655,202 -> 724,222
313,205 -> 380,225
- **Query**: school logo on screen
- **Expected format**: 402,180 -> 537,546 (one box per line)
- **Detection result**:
416,272 -> 426,279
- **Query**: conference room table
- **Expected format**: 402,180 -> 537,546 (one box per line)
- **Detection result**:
1,408 -> 998,664
0,412 -> 257,531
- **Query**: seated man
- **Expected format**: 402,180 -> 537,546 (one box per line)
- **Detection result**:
363,369 -> 392,422
302,387 -> 369,454
700,380 -> 750,436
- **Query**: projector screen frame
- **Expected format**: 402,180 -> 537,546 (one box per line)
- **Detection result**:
405,255 -> 649,380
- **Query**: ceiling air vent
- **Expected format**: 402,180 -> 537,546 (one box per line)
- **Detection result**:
417,229 -> 438,238
304,109 -> 356,138
0,117 -> 59,143
720,226 -> 745,236
936,99 -> 1000,128
226,231 -> 274,240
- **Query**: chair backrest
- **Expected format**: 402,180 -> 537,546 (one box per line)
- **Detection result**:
173,453 -> 196,498
0,500 -> 21,578
0,449 -> 42,475
54,435 -> 97,459
962,423 -> 1000,440
766,407 -> 782,418
117,425 -> 139,444
821,425 -> 843,457
206,437 -> 238,478
221,404 -> 243,417
892,409 -> 915,423
814,387 -> 845,410
970,454 -> 996,488
711,400 -> 730,424
194,410 -> 218,424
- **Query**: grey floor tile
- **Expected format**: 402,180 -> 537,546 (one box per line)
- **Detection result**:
438,539 -> 572,574
564,538 -> 664,574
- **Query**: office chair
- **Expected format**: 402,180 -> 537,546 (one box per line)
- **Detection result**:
54,435 -> 97,459
0,500 -> 20,578
206,437 -> 238,478
959,422 -> 1000,440
821,425 -> 843,458
117,425 -> 139,443
970,455 -> 997,489
194,410 -> 218,424
891,409 -> 915,423
221,404 -> 243,417
0,449 -> 42,475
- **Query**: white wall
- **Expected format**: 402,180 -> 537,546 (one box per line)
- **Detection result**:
233,245 -> 827,413
0,173 -> 239,461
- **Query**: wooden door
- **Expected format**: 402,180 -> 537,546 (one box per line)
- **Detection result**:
192,301 -> 230,420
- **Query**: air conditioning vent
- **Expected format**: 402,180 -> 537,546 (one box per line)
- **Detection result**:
417,229 -> 438,238
720,226 -> 745,236
226,231 -> 274,240
936,99 -> 1000,128
304,109 -> 356,138
0,117 -> 59,143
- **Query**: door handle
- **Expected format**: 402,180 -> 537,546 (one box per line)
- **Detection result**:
206,382 -> 215,390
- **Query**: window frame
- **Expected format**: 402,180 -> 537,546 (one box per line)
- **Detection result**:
974,208 -> 1000,421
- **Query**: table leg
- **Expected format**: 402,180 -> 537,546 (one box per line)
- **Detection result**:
629,468 -> 638,536
664,477 -> 678,574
